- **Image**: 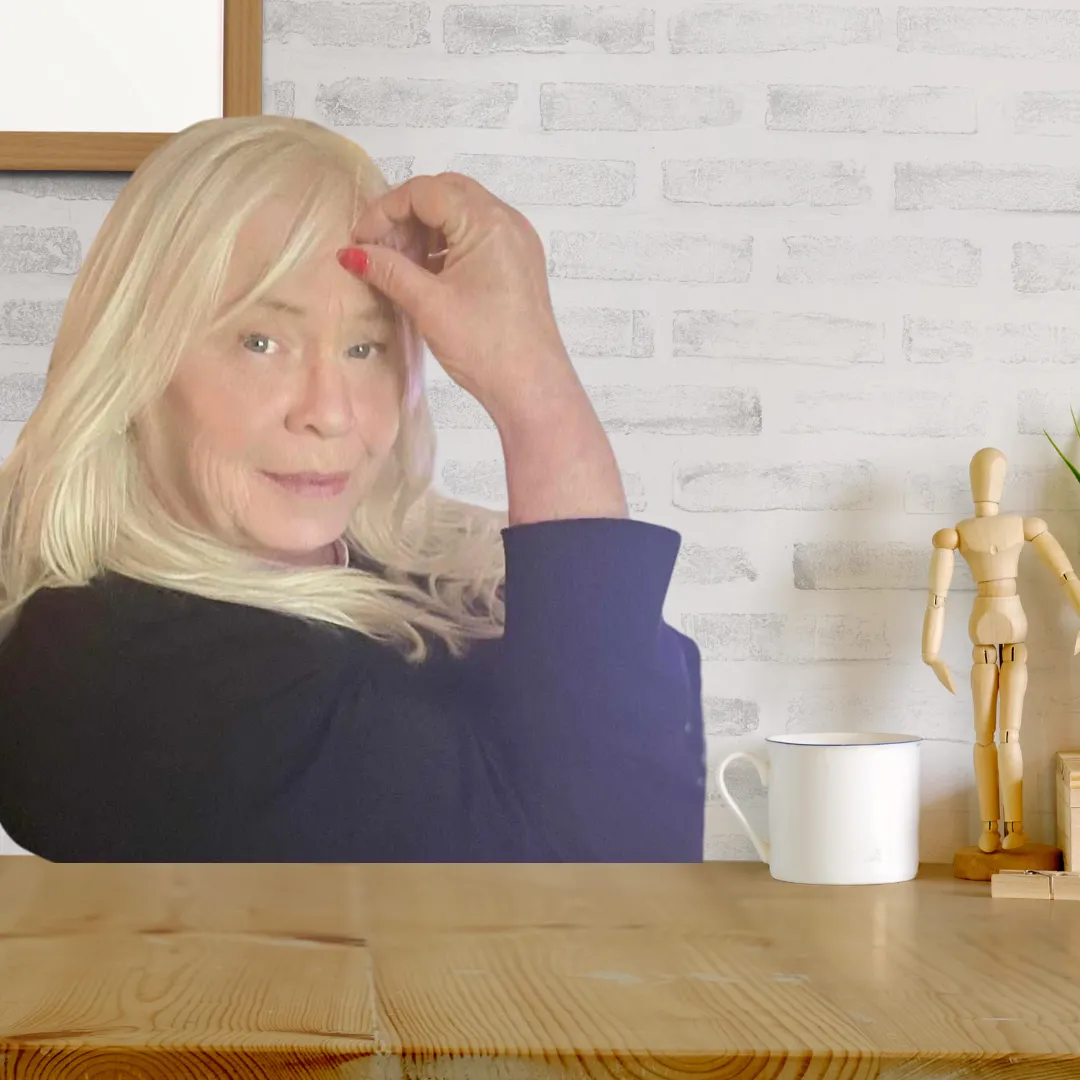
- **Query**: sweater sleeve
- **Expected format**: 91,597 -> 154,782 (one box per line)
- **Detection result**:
477,516 -> 706,862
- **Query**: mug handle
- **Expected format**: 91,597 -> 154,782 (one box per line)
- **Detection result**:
716,751 -> 771,863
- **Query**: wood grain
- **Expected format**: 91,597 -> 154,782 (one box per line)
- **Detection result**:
954,841 -> 1063,882
1,860 -> 1080,1078
0,862 -> 375,1078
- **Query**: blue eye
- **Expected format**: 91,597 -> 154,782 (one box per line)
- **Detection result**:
349,342 -> 385,360
241,332 -> 276,355
240,333 -> 385,360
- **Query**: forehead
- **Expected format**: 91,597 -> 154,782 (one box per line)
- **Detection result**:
229,197 -> 394,324
256,294 -> 392,324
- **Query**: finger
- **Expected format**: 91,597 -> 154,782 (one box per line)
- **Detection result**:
941,665 -> 956,694
352,174 -> 469,250
931,661 -> 954,694
423,226 -> 449,273
339,243 -> 437,315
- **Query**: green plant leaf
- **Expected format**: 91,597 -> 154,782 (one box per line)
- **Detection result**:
1046,427 -> 1080,486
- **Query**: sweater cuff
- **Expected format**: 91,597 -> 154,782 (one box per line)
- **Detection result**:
500,517 -> 681,647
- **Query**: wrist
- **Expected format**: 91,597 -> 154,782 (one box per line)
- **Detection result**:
481,354 -> 583,434
489,368 -> 628,525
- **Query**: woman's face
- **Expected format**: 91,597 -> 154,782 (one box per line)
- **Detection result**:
139,197 -> 404,567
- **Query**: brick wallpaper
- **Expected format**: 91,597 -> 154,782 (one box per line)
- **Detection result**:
3,1 -> 1080,860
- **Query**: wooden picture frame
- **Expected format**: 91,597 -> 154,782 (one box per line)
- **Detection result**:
0,0 -> 262,172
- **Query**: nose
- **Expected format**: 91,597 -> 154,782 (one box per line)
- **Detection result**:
285,352 -> 355,439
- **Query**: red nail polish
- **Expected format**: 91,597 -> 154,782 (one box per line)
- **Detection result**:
337,247 -> 368,275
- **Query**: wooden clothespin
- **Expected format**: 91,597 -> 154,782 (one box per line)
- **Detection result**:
990,868 -> 1080,900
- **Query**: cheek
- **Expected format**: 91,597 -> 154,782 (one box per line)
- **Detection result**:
354,368 -> 404,453
171,363 -> 283,460
154,373 -> 275,501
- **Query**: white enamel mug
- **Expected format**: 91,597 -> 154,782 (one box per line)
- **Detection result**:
717,732 -> 922,885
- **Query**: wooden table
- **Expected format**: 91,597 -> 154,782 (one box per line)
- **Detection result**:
0,859 -> 1078,1078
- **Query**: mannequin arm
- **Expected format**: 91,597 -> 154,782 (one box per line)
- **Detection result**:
1026,517 -> 1080,654
923,527 -> 958,693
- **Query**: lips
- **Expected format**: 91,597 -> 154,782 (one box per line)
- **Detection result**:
262,472 -> 351,498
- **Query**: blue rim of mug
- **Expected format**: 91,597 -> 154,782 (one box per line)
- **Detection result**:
765,732 -> 922,747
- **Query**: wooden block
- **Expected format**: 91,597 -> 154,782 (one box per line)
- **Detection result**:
991,869 -> 1080,901
1055,792 -> 1078,869
1055,751 -> 1080,871
1057,751 -> 1080,807
954,842 -> 1062,882
1056,874 -> 1080,901
1057,812 -> 1071,873
991,870 -> 1051,899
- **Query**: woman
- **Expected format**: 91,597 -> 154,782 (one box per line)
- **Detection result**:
0,115 -> 705,862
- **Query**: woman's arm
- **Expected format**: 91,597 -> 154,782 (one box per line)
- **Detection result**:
492,362 -> 629,526
476,517 -> 706,862
481,368 -> 703,861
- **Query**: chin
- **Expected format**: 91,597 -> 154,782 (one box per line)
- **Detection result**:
254,540 -> 336,568
252,521 -> 348,560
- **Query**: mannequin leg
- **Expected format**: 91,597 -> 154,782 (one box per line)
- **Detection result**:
971,645 -> 1001,853
999,643 -> 1028,850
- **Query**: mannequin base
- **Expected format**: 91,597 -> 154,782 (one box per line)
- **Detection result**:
953,842 -> 1063,882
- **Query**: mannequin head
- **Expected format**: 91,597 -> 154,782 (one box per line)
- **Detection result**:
970,447 -> 1007,516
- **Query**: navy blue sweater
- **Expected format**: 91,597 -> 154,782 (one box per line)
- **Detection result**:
0,517 -> 706,861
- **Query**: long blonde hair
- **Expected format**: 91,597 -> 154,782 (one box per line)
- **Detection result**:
0,116 -> 507,662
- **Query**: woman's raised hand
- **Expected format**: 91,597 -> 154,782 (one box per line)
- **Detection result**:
339,173 -> 576,426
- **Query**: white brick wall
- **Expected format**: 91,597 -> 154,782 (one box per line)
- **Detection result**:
3,0 -> 1080,863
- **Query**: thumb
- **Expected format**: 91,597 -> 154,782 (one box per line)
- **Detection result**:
337,245 -> 433,314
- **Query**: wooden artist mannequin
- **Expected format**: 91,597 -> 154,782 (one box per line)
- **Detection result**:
922,448 -> 1080,869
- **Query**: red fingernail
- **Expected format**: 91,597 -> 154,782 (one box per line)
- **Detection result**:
337,247 -> 368,275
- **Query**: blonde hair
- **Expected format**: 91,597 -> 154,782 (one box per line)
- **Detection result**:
0,115 -> 507,662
